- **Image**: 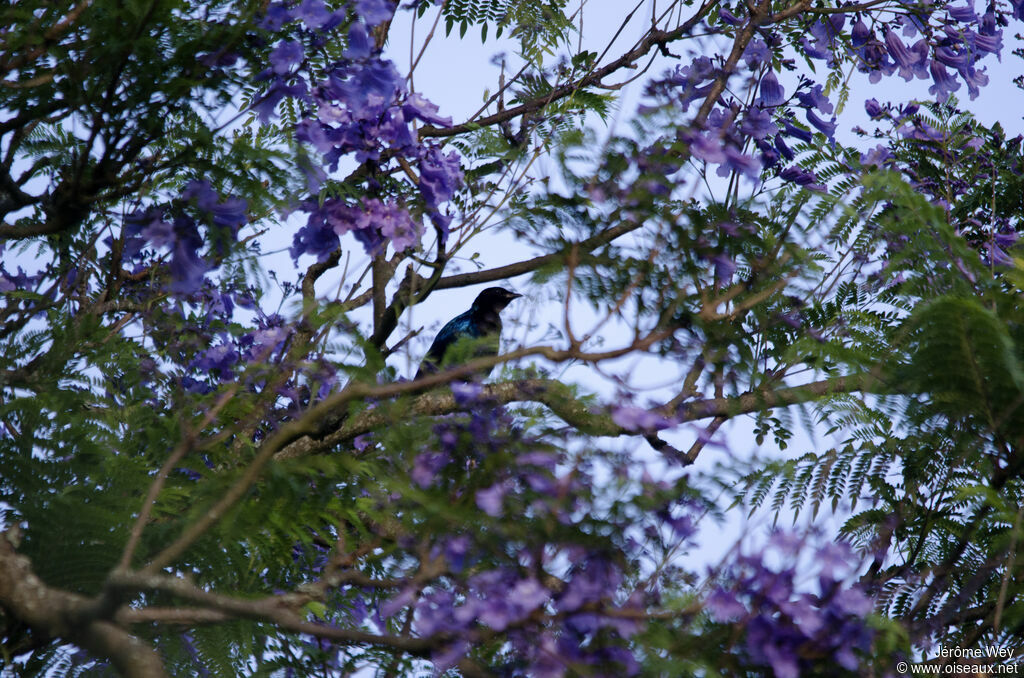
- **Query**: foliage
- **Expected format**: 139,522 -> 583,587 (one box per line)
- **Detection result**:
1,0 -> 1023,676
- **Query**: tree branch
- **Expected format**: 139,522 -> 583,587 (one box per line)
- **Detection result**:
417,2 -> 719,139
108,570 -> 445,655
276,372 -> 884,462
0,535 -> 166,678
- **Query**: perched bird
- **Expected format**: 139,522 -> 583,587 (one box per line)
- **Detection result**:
415,287 -> 522,379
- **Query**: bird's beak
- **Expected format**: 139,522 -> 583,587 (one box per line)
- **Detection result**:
509,292 -> 523,299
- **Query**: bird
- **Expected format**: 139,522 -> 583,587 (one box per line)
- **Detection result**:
415,287 -> 522,380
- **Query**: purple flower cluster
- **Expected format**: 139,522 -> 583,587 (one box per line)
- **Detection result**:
405,551 -> 643,676
120,181 -> 247,295
643,1 -> 1012,194
707,535 -> 876,677
254,1 -> 463,259
392,390 -> 665,675
842,7 -> 1005,102
290,197 -> 423,260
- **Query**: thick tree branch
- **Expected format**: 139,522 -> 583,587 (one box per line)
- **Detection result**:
673,373 -> 882,420
0,535 -> 166,678
275,372 -> 884,462
108,570 -> 444,655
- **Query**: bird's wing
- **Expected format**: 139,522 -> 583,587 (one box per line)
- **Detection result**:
416,310 -> 476,377
429,311 -> 477,358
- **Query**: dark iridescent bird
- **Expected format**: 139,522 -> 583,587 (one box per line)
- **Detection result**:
415,287 -> 522,379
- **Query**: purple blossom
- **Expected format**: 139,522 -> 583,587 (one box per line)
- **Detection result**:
860,144 -> 893,167
860,40 -> 895,82
611,405 -> 672,432
994,231 -> 1018,248
759,71 -> 785,106
260,3 -> 293,31
183,180 -> 247,231
659,505 -> 698,540
967,29 -> 1003,57
168,239 -> 212,294
743,38 -> 771,67
442,535 -> 470,572
403,93 -> 453,127
833,587 -> 873,616
323,59 -> 405,121
773,134 -> 795,161
297,197 -> 421,257
345,22 -> 372,59
884,30 -> 928,80
795,84 -> 833,114
674,55 -> 715,84
929,61 -> 961,102
687,132 -> 726,163
476,482 -> 508,517
244,327 -> 289,359
901,13 -> 925,36
986,244 -> 1014,267
412,451 -> 451,488
380,588 -> 416,619
419,146 -> 464,209
131,209 -> 216,294
715,146 -> 761,180
269,40 -> 304,75
355,0 -> 395,26
934,45 -> 970,70
864,98 -> 885,119
816,542 -> 856,579
294,118 -> 335,154
440,572 -> 552,635
290,213 -> 339,261
718,7 -> 743,25
493,578 -> 549,629
191,344 -> 238,380
740,107 -> 778,140
711,539 -> 876,677
804,109 -> 837,138
295,0 -> 331,29
899,120 -> 945,142
851,18 -> 871,48
755,138 -> 780,169
948,2 -> 978,22
557,558 -> 620,612
139,212 -> 175,248
782,120 -> 812,143
959,65 -> 990,99
713,254 -> 737,280
451,380 -> 483,405
812,14 -> 844,43
182,376 -> 213,394
800,35 -> 832,61
779,165 -> 824,191
252,79 -> 310,123
374,202 -> 422,252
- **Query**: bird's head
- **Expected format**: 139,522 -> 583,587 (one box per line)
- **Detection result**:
472,287 -> 522,313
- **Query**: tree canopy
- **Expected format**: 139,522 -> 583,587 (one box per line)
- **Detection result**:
1,0 -> 1024,676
